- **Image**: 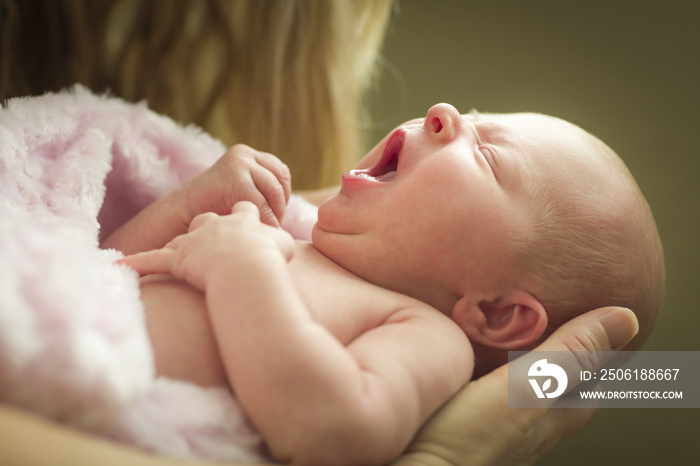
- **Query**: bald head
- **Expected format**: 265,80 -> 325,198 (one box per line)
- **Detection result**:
512,115 -> 665,349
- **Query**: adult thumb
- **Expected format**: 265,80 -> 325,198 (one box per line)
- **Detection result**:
509,306 -> 640,407
535,306 -> 639,354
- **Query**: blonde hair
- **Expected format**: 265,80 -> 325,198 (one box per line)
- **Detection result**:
524,137 -> 665,349
0,0 -> 393,189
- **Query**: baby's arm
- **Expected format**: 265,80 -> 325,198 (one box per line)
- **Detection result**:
121,202 -> 473,465
216,285 -> 473,465
101,145 -> 290,255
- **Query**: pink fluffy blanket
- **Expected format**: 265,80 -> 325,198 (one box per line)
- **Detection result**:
0,85 -> 317,462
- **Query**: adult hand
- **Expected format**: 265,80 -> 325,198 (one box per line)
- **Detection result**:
182,144 -> 292,228
391,306 -> 639,466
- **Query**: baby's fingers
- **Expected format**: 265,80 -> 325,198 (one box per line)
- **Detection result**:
250,170 -> 286,228
232,200 -> 261,217
117,249 -> 174,276
252,152 -> 291,227
255,151 -> 292,203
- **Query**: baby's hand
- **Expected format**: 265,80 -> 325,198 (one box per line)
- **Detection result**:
182,144 -> 292,228
118,202 -> 295,291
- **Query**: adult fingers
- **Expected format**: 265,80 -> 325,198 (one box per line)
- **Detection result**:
512,306 -> 640,444
498,307 -> 639,458
535,306 -> 639,354
393,307 -> 639,466
505,307 -> 639,410
116,249 -> 174,276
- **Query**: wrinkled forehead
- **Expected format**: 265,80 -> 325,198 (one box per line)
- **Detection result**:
467,111 -> 620,187
466,111 -> 586,154
462,112 -> 637,234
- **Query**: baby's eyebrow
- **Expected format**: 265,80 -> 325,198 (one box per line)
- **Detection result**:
474,118 -> 511,146
464,111 -> 512,147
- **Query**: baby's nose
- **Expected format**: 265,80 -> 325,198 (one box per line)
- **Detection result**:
424,103 -> 464,141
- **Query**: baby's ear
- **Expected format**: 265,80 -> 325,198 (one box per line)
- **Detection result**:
452,290 -> 548,349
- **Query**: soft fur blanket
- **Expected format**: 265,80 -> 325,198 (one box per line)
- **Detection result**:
0,85 -> 317,462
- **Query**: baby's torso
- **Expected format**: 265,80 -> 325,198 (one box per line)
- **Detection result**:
139,241 -> 421,389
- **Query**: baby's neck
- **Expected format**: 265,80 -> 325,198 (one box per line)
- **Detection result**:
297,239 -> 458,319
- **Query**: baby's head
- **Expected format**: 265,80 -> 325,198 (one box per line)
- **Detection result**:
314,103 -> 664,365
507,112 -> 665,351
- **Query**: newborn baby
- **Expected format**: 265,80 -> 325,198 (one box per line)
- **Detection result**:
118,103 -> 664,465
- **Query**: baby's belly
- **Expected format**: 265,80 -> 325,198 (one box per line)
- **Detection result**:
139,274 -> 229,388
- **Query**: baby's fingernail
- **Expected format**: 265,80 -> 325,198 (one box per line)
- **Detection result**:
600,307 -> 639,350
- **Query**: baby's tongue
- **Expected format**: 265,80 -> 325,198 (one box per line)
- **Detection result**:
353,169 -> 396,182
375,170 -> 396,182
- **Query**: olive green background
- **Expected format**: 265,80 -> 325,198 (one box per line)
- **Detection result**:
369,1 -> 699,464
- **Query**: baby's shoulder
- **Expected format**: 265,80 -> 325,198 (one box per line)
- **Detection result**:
346,296 -> 475,404
381,299 -> 472,349
290,242 -> 469,349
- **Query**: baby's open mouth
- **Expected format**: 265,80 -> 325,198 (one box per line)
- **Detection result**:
348,129 -> 403,182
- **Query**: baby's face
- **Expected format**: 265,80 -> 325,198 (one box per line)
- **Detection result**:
313,103 -> 613,311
